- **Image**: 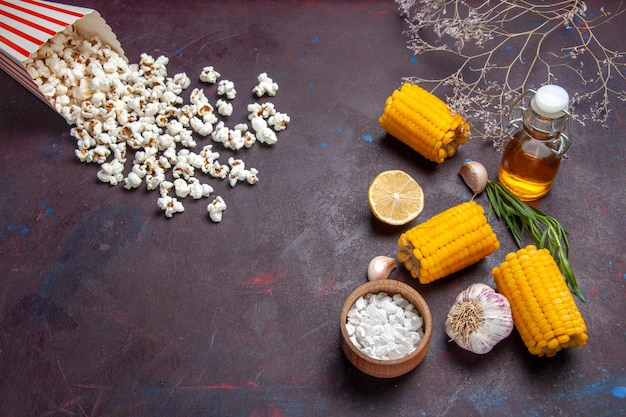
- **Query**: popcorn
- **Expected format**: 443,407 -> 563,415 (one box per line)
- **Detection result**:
159,180 -> 174,197
96,160 -> 124,185
145,172 -> 165,190
242,131 -> 256,148
227,156 -> 259,187
251,116 -> 278,145
215,99 -> 233,117
188,178 -> 213,199
248,102 -> 276,119
172,160 -> 194,180
173,178 -> 190,198
166,120 -> 184,136
208,161 -> 229,179
217,79 -> 236,99
166,72 -> 191,94
252,72 -> 279,97
157,195 -> 184,218
190,116 -> 213,137
207,196 -> 227,222
22,25 -> 291,221
268,112 -> 291,131
177,129 -> 196,148
124,168 -> 144,190
199,66 -> 220,84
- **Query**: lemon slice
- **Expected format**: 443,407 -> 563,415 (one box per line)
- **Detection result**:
368,170 -> 424,226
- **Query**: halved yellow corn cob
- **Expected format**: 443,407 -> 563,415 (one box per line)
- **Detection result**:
379,83 -> 470,163
492,245 -> 588,357
397,201 -> 499,284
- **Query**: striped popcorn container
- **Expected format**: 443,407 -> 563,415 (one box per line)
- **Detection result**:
0,0 -> 124,112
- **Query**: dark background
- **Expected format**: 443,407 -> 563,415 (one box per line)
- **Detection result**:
1,1 -> 624,416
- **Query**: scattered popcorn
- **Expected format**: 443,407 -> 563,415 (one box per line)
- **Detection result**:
24,24 -> 290,221
346,292 -> 424,361
252,72 -> 279,97
207,196 -> 227,222
199,66 -> 220,83
217,79 -> 236,99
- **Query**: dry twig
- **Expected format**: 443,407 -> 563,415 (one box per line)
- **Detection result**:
396,0 -> 626,150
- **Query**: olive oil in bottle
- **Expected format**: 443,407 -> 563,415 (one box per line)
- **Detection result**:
498,85 -> 572,201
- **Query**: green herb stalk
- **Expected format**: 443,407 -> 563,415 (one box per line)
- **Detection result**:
485,180 -> 586,302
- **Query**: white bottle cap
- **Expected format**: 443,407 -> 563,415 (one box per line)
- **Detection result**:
531,85 -> 569,118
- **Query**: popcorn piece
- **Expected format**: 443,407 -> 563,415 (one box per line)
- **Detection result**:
110,142 -> 127,162
215,99 -> 233,117
225,129 -> 244,151
91,144 -> 111,163
190,116 -> 213,136
188,177 -> 214,199
208,161 -> 229,179
145,172 -> 166,190
217,79 -> 236,99
199,66 -> 220,83
96,160 -> 125,185
159,180 -> 174,197
173,160 -> 194,180
157,195 -> 184,218
166,72 -> 191,95
246,168 -> 259,185
268,112 -> 291,131
173,178 -> 190,198
177,129 -> 196,148
124,166 -> 145,189
257,127 -> 278,145
248,102 -> 276,120
250,116 -> 278,145
252,72 -> 279,97
227,156 -> 259,186
207,196 -> 227,222
199,144 -> 220,162
242,131 -> 256,148
189,88 -> 204,105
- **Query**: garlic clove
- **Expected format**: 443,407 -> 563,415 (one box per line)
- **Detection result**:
445,283 -> 514,354
367,256 -> 397,281
458,161 -> 488,196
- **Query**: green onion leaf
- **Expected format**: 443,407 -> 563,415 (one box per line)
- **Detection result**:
486,180 -> 586,302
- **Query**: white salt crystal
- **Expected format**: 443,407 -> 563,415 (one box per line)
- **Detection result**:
346,291 -> 424,361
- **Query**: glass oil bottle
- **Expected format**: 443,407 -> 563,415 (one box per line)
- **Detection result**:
498,85 -> 572,201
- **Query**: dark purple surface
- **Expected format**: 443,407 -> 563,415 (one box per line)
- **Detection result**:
1,1 -> 625,416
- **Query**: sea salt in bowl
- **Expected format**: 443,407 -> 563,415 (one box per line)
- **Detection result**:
340,280 -> 432,378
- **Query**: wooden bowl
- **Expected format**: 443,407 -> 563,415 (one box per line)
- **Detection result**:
340,280 -> 432,378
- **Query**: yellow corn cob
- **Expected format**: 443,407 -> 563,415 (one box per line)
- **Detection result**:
379,83 -> 470,164
492,245 -> 588,357
397,200 -> 499,284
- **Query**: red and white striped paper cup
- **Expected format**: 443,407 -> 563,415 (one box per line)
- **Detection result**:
0,0 -> 124,111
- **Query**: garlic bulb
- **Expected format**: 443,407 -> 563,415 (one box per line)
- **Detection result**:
445,283 -> 514,354
367,256 -> 396,281
458,161 -> 488,196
